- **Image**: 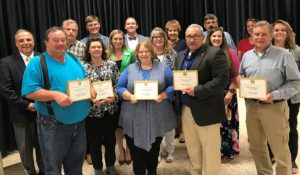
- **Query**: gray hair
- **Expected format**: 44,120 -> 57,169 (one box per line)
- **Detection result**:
150,27 -> 169,42
14,29 -> 33,42
185,24 -> 204,36
204,13 -> 218,22
62,19 -> 78,30
254,20 -> 273,34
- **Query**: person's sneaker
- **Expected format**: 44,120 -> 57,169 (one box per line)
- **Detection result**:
292,162 -> 299,174
166,153 -> 175,163
106,166 -> 118,175
95,169 -> 106,175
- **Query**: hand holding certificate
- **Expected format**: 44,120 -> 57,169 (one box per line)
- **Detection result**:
239,77 -> 267,99
92,80 -> 114,100
134,80 -> 158,100
67,79 -> 91,102
173,70 -> 198,90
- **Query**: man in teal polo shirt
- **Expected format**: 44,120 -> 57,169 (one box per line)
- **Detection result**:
22,26 -> 96,175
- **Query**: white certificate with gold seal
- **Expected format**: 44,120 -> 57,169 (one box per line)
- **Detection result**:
134,80 -> 158,100
239,77 -> 267,99
173,70 -> 198,90
92,80 -> 114,100
67,79 -> 91,102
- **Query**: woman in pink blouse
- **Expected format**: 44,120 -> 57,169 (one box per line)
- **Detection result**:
205,27 -> 240,159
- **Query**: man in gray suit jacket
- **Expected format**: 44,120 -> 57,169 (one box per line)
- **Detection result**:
124,17 -> 148,50
175,24 -> 228,175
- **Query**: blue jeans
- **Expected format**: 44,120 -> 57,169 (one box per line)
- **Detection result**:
36,113 -> 86,175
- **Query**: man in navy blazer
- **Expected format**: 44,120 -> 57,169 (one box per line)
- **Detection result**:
124,17 -> 149,50
0,29 -> 43,175
175,24 -> 228,175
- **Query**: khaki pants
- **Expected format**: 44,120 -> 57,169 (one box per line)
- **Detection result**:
245,100 -> 291,175
182,106 -> 221,175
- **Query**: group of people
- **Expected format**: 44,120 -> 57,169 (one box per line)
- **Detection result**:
0,13 -> 300,175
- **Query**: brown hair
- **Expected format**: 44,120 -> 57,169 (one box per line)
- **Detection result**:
44,26 -> 66,41
205,27 -> 235,78
244,18 -> 258,37
85,15 -> 100,25
84,38 -> 107,63
272,20 -> 296,49
135,40 -> 156,61
124,17 -> 137,25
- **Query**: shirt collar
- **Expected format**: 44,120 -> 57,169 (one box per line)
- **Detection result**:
20,52 -> 34,61
254,44 -> 272,57
184,44 -> 206,59
68,40 -> 78,47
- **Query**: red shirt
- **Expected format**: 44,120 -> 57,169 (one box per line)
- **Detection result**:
237,38 -> 254,59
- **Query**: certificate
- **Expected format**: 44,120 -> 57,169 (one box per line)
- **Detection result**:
67,79 -> 91,102
173,70 -> 198,90
134,80 -> 158,100
92,80 -> 114,100
239,77 -> 267,99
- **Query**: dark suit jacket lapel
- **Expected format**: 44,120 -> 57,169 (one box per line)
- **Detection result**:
190,45 -> 207,70
176,52 -> 185,70
15,51 -> 40,72
14,53 -> 26,73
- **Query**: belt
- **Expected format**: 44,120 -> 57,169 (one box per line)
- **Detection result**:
249,99 -> 284,105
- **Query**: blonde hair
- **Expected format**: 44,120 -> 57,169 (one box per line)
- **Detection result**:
107,29 -> 126,59
165,19 -> 181,32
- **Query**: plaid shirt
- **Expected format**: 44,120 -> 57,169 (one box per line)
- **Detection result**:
66,40 -> 86,61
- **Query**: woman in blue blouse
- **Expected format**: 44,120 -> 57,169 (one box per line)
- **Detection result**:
83,38 -> 119,175
117,40 -> 176,175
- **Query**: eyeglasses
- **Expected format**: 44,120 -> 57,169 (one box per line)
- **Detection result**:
185,35 -> 202,41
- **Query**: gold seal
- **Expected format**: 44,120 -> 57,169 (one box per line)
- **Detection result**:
144,82 -> 148,86
250,79 -> 255,84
